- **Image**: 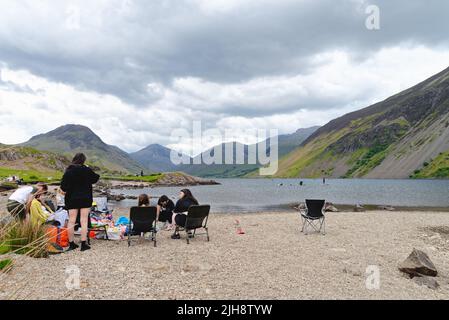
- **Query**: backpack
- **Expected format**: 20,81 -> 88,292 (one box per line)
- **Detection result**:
48,226 -> 69,248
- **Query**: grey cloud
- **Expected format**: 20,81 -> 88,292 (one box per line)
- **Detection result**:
0,0 -> 448,109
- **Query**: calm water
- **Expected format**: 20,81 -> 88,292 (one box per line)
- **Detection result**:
112,178 -> 449,213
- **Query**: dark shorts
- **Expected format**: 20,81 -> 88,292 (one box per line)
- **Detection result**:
175,213 -> 187,227
65,199 -> 92,210
7,200 -> 26,220
158,210 -> 173,223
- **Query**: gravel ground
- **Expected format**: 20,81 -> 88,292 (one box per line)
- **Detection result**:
1,210 -> 449,300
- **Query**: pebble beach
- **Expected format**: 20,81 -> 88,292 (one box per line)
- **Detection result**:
1,210 -> 449,300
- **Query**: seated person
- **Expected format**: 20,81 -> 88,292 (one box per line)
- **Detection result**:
171,189 -> 199,239
138,194 -> 150,207
157,195 -> 175,226
7,183 -> 48,220
29,193 -> 53,226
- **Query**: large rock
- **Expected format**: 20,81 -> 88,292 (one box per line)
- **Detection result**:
398,249 -> 438,278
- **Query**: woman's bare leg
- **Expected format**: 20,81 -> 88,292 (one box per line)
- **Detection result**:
80,208 -> 90,242
67,209 -> 78,242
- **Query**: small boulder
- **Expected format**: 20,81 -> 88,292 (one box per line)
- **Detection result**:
325,203 -> 339,212
414,276 -> 440,290
398,249 -> 438,278
354,204 -> 365,212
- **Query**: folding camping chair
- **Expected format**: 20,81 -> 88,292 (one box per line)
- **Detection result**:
177,205 -> 211,244
75,211 -> 109,244
128,206 -> 157,247
300,199 -> 326,235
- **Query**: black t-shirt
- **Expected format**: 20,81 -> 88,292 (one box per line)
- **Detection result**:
61,165 -> 100,202
174,198 -> 197,213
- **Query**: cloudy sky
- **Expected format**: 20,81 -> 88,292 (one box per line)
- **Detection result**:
0,0 -> 448,155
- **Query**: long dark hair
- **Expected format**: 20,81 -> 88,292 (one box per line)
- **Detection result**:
158,195 -> 170,206
180,189 -> 199,205
71,153 -> 87,166
138,194 -> 150,207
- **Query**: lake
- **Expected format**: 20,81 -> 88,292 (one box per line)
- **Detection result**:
112,178 -> 449,213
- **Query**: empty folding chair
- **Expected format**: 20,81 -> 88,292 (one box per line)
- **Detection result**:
178,205 -> 211,244
300,199 -> 326,235
128,206 -> 157,247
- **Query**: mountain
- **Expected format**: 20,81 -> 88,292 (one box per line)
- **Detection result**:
20,124 -> 145,174
130,144 -> 188,173
277,126 -> 321,155
181,126 -> 319,178
273,66 -> 449,179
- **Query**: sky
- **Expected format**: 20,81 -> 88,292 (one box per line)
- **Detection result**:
0,0 -> 449,155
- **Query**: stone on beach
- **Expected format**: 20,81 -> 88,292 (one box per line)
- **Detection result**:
398,249 -> 438,278
325,203 -> 339,212
354,204 -> 365,212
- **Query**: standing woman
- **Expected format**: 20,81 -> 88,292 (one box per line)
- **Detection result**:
61,153 -> 100,252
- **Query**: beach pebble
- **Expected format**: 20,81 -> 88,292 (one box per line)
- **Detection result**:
342,267 -> 362,277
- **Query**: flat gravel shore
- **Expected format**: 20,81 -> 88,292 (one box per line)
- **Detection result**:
1,210 -> 449,300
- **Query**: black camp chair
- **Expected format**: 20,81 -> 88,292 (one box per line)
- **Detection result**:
177,205 -> 211,244
300,199 -> 326,235
128,206 -> 157,247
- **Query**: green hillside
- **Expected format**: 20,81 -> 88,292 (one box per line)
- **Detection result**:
0,145 -> 70,183
270,66 -> 449,179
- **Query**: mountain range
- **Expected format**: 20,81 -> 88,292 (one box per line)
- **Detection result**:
1,66 -> 449,179
1,124 -> 318,177
179,127 -> 319,177
129,144 -> 185,173
270,66 -> 449,179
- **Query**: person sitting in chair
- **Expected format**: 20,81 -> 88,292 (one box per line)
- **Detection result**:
171,189 -> 198,239
138,194 -> 150,207
157,195 -> 175,228
29,192 -> 53,226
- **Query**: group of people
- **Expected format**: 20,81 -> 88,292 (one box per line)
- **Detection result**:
6,153 -> 99,252
6,152 -> 201,253
136,188 -> 199,240
7,182 -> 51,222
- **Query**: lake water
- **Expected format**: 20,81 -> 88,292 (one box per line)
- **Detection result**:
112,178 -> 449,213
